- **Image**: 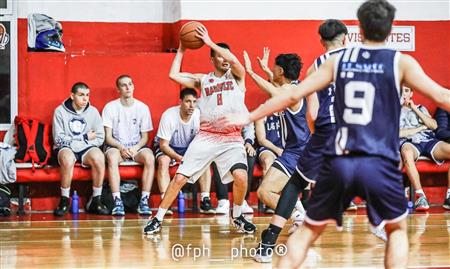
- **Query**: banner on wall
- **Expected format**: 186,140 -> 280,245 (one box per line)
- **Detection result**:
347,26 -> 415,51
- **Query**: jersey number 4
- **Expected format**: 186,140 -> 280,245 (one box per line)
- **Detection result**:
343,81 -> 375,125
217,93 -> 223,106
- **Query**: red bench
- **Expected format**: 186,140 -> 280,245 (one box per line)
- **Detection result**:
15,162 -> 264,215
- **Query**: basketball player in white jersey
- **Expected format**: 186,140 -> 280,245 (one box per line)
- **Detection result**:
144,25 -> 256,234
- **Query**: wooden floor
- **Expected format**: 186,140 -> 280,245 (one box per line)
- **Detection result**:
0,212 -> 449,268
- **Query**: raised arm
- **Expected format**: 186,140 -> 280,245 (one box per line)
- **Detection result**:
195,25 -> 245,81
244,50 -> 282,97
248,56 -> 336,123
168,44 -> 204,89
257,47 -> 274,82
400,54 -> 450,112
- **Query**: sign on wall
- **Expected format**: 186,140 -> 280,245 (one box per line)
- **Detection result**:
0,21 -> 11,125
347,26 -> 415,51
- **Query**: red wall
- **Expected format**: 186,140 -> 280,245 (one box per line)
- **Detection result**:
17,19 -> 449,122
9,18 -> 450,209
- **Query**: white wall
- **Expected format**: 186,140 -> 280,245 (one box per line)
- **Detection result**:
18,0 -> 450,22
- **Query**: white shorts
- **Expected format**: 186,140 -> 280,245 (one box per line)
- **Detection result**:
177,132 -> 247,184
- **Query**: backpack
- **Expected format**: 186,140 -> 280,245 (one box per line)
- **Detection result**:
0,185 -> 11,217
101,181 -> 141,213
14,116 -> 51,169
27,13 -> 65,52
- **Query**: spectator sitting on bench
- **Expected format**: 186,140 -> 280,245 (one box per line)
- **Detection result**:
102,75 -> 155,216
154,88 -> 213,215
400,86 -> 450,211
433,107 -> 450,209
53,82 -> 109,216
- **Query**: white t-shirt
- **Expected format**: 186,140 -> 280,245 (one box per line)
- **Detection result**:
156,105 -> 200,149
102,98 -> 153,148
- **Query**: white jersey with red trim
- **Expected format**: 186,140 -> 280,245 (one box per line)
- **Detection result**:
198,69 -> 247,136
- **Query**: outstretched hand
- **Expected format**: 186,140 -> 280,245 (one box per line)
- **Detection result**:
195,25 -> 213,46
217,113 -> 251,128
257,47 -> 270,72
243,50 -> 253,73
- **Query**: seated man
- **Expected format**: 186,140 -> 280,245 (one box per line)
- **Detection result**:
433,107 -> 450,209
53,82 -> 109,216
255,114 -> 283,175
255,115 -> 283,213
103,75 -> 155,216
154,88 -> 214,214
400,86 -> 450,211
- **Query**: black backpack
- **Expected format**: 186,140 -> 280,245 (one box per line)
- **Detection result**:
101,181 -> 140,213
0,185 -> 11,217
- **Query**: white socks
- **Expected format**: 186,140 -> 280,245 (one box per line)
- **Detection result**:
201,192 -> 210,200
112,192 -> 121,200
92,186 -> 102,197
61,187 -> 70,198
232,203 -> 242,218
155,208 -> 167,222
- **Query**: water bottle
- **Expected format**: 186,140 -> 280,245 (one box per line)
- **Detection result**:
178,191 -> 185,214
407,201 -> 414,214
72,191 -> 79,214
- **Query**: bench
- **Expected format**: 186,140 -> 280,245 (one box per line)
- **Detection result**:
14,158 -> 446,215
15,162 -> 265,215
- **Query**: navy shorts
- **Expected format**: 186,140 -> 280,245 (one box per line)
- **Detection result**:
54,146 -> 96,167
273,148 -> 302,177
401,139 -> 444,164
257,146 -> 278,159
296,124 -> 335,183
305,155 -> 408,229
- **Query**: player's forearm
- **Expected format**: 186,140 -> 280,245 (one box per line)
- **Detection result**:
399,127 -> 423,138
169,49 -> 185,81
133,134 -> 149,150
250,92 -> 299,123
247,70 -> 279,96
105,135 -> 124,149
258,138 -> 282,154
413,108 -> 437,130
160,144 -> 183,161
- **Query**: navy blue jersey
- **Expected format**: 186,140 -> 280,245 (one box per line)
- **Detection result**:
264,113 -> 283,148
329,46 -> 401,162
314,47 -> 346,128
280,81 -> 311,153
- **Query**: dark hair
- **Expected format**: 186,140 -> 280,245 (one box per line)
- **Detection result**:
275,54 -> 303,81
180,88 -> 198,100
211,43 -> 230,57
71,82 -> 89,94
116,74 -> 132,88
318,19 -> 348,41
357,0 -> 396,42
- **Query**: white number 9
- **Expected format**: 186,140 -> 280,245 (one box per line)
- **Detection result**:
343,81 -> 375,125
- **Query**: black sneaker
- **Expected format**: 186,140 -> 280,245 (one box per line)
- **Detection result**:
144,218 -> 162,235
53,196 -> 70,216
253,228 -> 278,262
443,196 -> 450,210
254,242 -> 275,263
232,215 -> 256,234
199,197 -> 216,214
86,195 -> 110,215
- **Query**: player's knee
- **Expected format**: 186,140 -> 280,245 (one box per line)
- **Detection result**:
90,152 -> 105,168
106,151 -> 121,166
257,186 -> 267,200
59,154 -> 75,168
173,174 -> 188,186
142,152 -> 155,167
157,156 -> 171,169
232,170 -> 247,185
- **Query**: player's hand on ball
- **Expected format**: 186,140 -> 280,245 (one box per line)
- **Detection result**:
195,25 -> 213,46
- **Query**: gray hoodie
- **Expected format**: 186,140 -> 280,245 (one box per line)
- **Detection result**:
52,98 -> 104,153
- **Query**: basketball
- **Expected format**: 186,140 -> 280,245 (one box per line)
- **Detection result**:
179,21 -> 205,49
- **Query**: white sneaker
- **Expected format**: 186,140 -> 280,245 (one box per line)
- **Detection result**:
288,210 -> 305,234
242,200 -> 254,214
215,199 -> 230,215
